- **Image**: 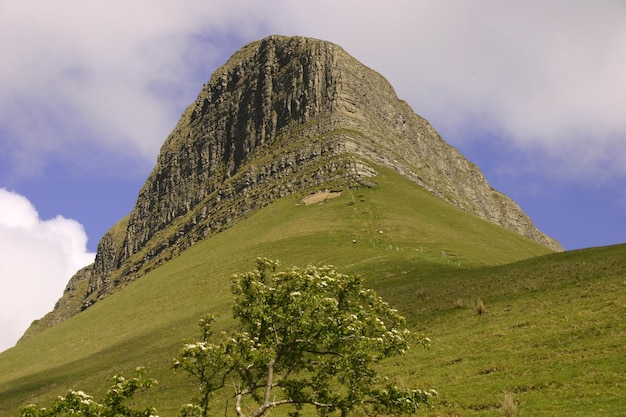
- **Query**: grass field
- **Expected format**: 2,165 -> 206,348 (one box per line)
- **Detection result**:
0,168 -> 624,416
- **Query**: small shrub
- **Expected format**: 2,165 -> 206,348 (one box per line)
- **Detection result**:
476,299 -> 486,315
415,288 -> 429,299
20,368 -> 157,417
501,390 -> 518,417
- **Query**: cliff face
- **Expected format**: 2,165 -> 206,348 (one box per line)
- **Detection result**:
21,35 -> 561,340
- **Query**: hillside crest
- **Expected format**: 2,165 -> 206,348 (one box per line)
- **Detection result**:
21,35 -> 561,341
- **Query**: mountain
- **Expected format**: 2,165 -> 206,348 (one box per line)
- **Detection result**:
20,35 -> 561,341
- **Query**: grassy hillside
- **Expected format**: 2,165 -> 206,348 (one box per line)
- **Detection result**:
387,243 -> 626,416
1,168 -> 623,416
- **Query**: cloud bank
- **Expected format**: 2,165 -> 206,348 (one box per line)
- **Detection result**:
0,189 -> 95,352
0,0 -> 267,178
1,1 -> 625,183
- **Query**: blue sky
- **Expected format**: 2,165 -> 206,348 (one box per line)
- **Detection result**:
1,1 -> 625,351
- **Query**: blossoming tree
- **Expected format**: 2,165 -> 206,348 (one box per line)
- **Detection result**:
174,258 -> 435,417
20,368 -> 157,417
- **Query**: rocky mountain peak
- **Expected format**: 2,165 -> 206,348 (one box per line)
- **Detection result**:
20,35 -> 561,341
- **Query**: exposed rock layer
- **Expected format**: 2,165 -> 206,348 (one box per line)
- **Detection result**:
21,35 -> 561,341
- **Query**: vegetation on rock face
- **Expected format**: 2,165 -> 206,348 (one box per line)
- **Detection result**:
174,258 -> 435,417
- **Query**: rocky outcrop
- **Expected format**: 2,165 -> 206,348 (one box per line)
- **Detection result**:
22,35 -> 561,340
124,35 -> 560,256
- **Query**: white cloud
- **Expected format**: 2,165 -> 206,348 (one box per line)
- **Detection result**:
0,189 -> 95,352
0,0 -> 266,177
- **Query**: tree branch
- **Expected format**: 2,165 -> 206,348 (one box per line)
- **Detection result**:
263,358 -> 275,405
235,391 -> 243,417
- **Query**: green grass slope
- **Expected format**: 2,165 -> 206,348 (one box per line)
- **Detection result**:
2,168 -> 622,416
387,243 -> 626,416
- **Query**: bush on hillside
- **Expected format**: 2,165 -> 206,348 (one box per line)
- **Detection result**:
20,368 -> 157,417
174,258 -> 436,417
